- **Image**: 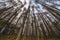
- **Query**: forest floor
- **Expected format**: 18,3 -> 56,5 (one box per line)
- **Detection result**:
0,34 -> 60,40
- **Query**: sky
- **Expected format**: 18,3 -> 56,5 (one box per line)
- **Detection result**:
0,0 -> 6,2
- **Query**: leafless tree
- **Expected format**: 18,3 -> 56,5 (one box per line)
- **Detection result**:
0,0 -> 60,40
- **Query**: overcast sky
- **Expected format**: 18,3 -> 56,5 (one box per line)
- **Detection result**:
0,0 -> 8,2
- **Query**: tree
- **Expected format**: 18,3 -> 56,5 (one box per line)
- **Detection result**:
0,0 -> 60,40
